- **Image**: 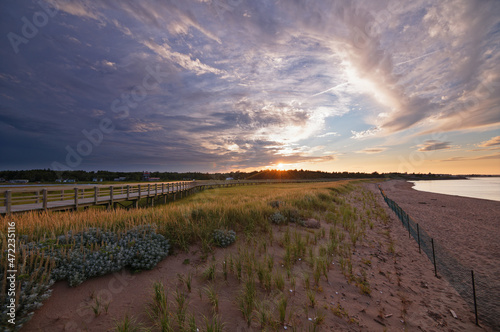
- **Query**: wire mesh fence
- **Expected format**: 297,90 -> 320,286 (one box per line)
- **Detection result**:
379,186 -> 499,330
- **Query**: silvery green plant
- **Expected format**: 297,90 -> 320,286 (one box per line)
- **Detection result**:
283,207 -> 301,224
213,229 -> 236,248
1,249 -> 54,331
26,225 -> 170,287
269,211 -> 286,225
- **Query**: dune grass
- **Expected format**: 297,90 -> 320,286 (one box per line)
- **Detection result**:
1,179 -> 389,330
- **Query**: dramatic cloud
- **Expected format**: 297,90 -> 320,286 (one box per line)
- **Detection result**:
418,140 -> 451,152
1,0 -> 499,172
356,148 -> 387,154
442,153 -> 500,162
479,136 -> 500,147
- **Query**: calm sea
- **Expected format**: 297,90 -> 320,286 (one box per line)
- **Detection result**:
410,177 -> 500,202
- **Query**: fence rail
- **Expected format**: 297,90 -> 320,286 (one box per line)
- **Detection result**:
0,181 -> 200,214
378,185 -> 499,330
0,179 -> 334,215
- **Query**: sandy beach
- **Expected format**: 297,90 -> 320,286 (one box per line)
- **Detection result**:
379,180 -> 500,280
378,180 -> 500,330
22,180 -> 497,331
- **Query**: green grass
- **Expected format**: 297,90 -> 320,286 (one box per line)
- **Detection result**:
2,179 -> 392,330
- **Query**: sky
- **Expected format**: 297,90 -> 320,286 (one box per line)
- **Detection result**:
1,0 -> 499,174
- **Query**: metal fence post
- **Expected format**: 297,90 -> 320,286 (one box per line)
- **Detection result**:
431,238 -> 437,277
472,270 -> 479,326
407,215 -> 411,239
417,223 -> 421,254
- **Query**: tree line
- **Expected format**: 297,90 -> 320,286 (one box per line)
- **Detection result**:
0,168 -> 458,183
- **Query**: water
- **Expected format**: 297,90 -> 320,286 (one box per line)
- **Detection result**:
410,177 -> 500,202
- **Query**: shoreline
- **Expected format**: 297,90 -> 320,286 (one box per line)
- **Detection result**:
379,180 -> 500,277
407,177 -> 500,202
379,180 -> 500,330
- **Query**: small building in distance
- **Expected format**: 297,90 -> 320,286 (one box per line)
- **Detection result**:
10,179 -> 29,184
143,171 -> 160,181
114,177 -> 126,181
225,177 -> 234,181
92,178 -> 104,182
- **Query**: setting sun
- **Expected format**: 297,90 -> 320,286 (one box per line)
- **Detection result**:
277,163 -> 285,170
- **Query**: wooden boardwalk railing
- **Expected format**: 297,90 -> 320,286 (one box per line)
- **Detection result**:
0,181 -> 199,214
0,180 -> 317,215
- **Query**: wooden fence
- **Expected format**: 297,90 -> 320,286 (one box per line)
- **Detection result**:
0,180 -> 320,215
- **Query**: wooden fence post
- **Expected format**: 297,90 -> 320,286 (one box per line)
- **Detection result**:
6,190 -> 12,215
94,187 -> 98,204
127,185 -> 130,200
42,189 -> 47,210
110,186 -> 114,205
74,188 -> 79,210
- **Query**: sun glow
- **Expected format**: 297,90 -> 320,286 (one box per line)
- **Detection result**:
277,163 -> 285,170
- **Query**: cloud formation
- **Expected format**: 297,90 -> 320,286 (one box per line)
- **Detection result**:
418,140 -> 452,152
356,148 -> 387,154
1,0 -> 499,172
479,136 -> 500,147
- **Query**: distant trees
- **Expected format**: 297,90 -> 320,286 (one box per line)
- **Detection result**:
246,169 -> 386,180
0,169 -> 455,183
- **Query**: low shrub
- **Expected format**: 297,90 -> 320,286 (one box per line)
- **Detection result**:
1,248 -> 54,331
213,229 -> 236,248
282,207 -> 302,224
27,225 -> 170,287
269,211 -> 286,225
269,200 -> 285,209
